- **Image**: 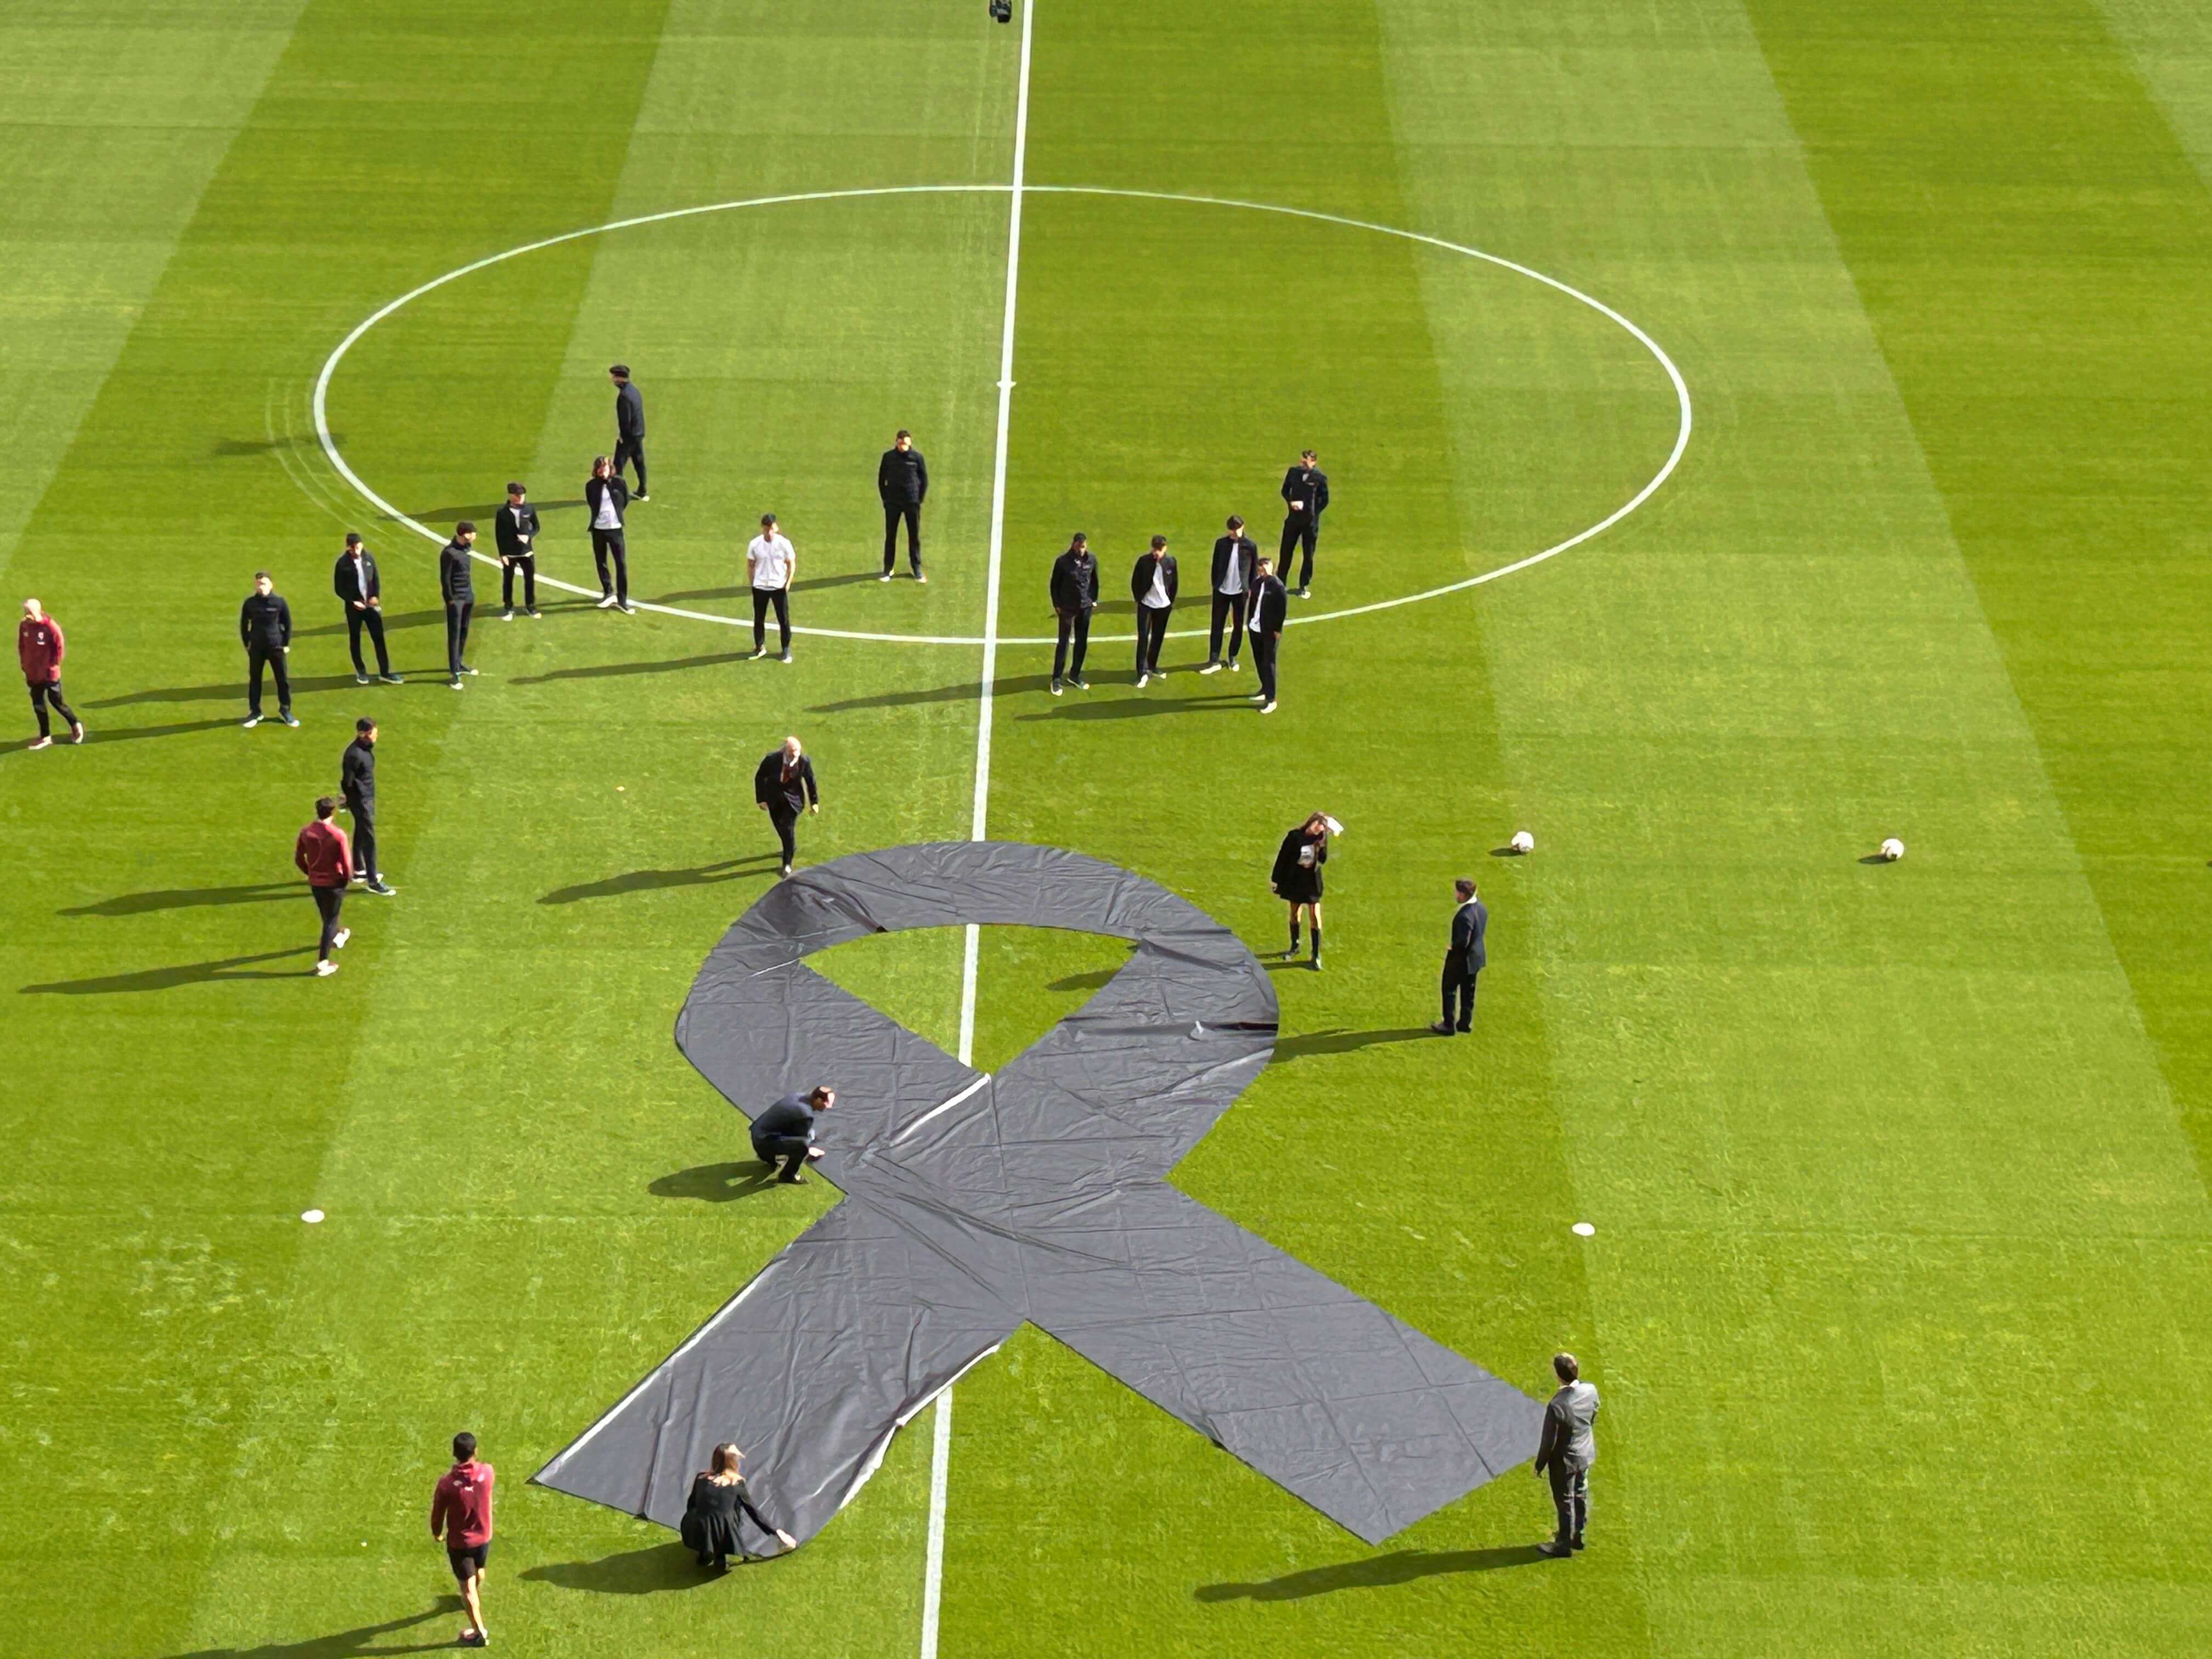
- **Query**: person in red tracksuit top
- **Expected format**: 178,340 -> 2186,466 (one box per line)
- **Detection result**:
431,1432 -> 496,1649
18,598 -> 83,749
293,798 -> 353,978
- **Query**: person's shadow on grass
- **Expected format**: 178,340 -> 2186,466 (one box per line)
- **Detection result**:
1271,1027 -> 1437,1060
20,947 -> 312,994
61,882 -> 299,917
540,854 -> 781,904
160,1596 -> 460,1656
1194,1545 -> 1545,1601
524,1542 -> 725,1594
650,1161 -> 777,1203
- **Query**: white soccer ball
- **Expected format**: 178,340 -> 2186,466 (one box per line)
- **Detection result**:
1879,838 -> 1905,862
1510,830 -> 1535,854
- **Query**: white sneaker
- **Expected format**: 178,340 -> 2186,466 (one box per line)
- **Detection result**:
315,960 -> 338,977
332,927 -> 351,950
1227,658 -> 1242,672
241,714 -> 262,729
596,594 -> 618,609
1198,661 -> 1221,674
501,608 -> 515,622
1136,673 -> 1150,689
618,601 -> 636,614
27,736 -> 53,751
1049,679 -> 1063,697
1260,700 -> 1277,714
878,572 -> 892,583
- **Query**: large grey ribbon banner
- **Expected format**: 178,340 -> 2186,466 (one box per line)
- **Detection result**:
533,842 -> 1541,1547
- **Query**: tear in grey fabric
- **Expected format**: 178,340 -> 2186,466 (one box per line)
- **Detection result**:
533,842 -> 1542,1547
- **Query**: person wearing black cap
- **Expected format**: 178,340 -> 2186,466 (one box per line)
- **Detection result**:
1048,533 -> 1098,696
494,483 -> 541,620
750,1085 -> 834,1183
610,365 -> 648,499
1199,515 -> 1257,675
1432,878 -> 1485,1035
333,535 -> 400,685
877,429 -> 928,582
341,718 -> 396,897
439,524 -> 477,689
1246,553 -> 1288,714
753,733 -> 819,878
1130,535 -> 1177,687
584,456 -> 633,613
239,572 -> 296,729
1278,448 -> 1330,597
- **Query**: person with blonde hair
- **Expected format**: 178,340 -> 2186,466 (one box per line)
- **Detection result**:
753,733 -> 820,878
680,1442 -> 795,1570
18,598 -> 82,748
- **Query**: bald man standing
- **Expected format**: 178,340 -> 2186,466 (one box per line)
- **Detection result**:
753,735 -> 820,878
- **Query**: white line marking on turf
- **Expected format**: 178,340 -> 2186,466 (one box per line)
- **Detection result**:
313,185 -> 1689,647
896,1073 -> 994,1146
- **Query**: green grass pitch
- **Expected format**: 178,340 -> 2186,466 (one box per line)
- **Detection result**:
4,0 -> 2211,1653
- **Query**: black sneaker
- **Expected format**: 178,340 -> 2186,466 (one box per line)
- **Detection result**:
1049,679 -> 1063,697
460,664 -> 478,676
1537,1541 -> 1573,1559
1070,677 -> 1089,690
526,607 -> 541,618
747,647 -> 767,661
354,673 -> 371,685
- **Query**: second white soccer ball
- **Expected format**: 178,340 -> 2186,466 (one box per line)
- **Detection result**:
1510,830 -> 1535,854
1879,837 -> 1905,861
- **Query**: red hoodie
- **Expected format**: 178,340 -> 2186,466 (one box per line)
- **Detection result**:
431,1460 -> 495,1548
294,819 -> 352,888
18,615 -> 64,683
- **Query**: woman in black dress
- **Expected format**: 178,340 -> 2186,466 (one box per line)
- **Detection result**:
681,1443 -> 797,1570
1270,812 -> 1331,970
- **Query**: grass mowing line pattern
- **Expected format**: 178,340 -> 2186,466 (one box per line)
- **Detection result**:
313,188 -> 1691,646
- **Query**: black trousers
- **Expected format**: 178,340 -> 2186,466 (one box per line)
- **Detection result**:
1249,630 -> 1278,702
1279,516 -> 1319,588
614,436 -> 647,493
27,679 -> 78,737
768,804 -> 799,868
247,646 -> 291,715
1442,962 -> 1477,1029
1207,591 -> 1249,662
752,588 -> 791,651
444,602 -> 473,676
882,500 -> 922,574
1547,1462 -> 1589,1545
591,529 -> 629,602
349,803 -> 378,884
1053,610 -> 1090,681
501,556 -> 537,610
313,885 -> 345,961
343,606 -> 390,675
752,1132 -> 809,1180
1135,605 -> 1172,673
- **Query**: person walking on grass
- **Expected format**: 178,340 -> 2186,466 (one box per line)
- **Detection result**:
610,364 -> 648,499
334,535 -> 402,686
1269,811 -> 1331,970
682,1442 -> 798,1570
1533,1352 -> 1600,1558
1278,448 -> 1330,599
747,514 -> 796,663
1130,535 -> 1178,687
439,524 -> 478,689
1431,878 -> 1486,1036
877,428 -> 928,582
754,733 -> 819,878
18,599 -> 82,749
751,1085 -> 834,1183
1199,514 -> 1257,675
430,1431 -> 495,1648
585,455 -> 633,612
341,718 -> 396,897
495,482 -> 541,620
294,797 -> 352,978
240,572 -> 297,729
1048,532 -> 1098,696
1245,554 -> 1288,714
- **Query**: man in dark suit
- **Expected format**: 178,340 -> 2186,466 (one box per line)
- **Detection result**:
333,534 -> 400,685
610,364 -> 648,499
750,1085 -> 835,1183
753,734 -> 820,878
1278,448 -> 1330,598
240,571 -> 296,729
495,482 -> 541,620
1199,514 -> 1257,674
1432,878 -> 1486,1034
877,429 -> 928,582
341,718 -> 396,896
1245,554 -> 1288,714
1130,535 -> 1178,686
439,524 -> 478,689
1048,533 -> 1098,695
584,456 -> 633,612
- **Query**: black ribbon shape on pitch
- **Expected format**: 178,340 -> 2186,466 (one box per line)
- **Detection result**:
533,842 -> 1541,1547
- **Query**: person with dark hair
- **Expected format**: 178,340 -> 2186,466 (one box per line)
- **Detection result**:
1048,533 -> 1098,695
431,1431 -> 495,1647
1269,812 -> 1330,969
1245,553 -> 1288,714
1533,1352 -> 1600,1558
754,734 -> 819,878
682,1442 -> 797,1568
746,514 -> 796,662
240,572 -> 296,729
609,364 -> 648,499
877,428 -> 928,582
1130,535 -> 1177,687
751,1085 -> 835,1183
295,797 -> 352,977
18,598 -> 82,748
495,483 -> 541,620
1277,448 -> 1330,598
584,455 -> 633,612
341,719 -> 396,897
1199,514 -> 1256,674
439,525 -> 478,689
1432,878 -> 1486,1035
332,534 -> 400,685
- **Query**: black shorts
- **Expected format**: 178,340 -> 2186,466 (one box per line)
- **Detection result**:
448,1541 -> 489,1581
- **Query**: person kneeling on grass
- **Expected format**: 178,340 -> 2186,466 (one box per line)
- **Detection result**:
751,1085 -> 834,1183
682,1442 -> 797,1569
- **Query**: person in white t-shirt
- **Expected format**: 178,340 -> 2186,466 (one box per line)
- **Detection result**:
746,514 -> 797,662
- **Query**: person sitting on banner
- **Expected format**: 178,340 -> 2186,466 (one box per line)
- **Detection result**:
751,1085 -> 834,1183
681,1443 -> 796,1568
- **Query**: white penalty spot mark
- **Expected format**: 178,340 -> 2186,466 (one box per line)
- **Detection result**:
301,1209 -> 325,1224
1571,1221 -> 1595,1237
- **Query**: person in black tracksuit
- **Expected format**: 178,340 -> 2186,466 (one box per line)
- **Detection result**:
1200,515 -> 1257,674
1129,536 -> 1178,685
584,456 -> 633,611
610,365 -> 648,498
333,535 -> 399,684
754,735 -> 820,878
239,572 -> 295,727
877,430 -> 928,581
1278,449 -> 1330,597
1270,812 -> 1331,969
495,482 -> 542,619
1245,555 -> 1288,713
341,718 -> 395,896
440,524 -> 477,687
1048,534 -> 1098,694
1432,879 -> 1486,1034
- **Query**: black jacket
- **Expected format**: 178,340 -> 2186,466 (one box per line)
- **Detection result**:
1050,549 -> 1099,613
239,591 -> 291,650
615,380 -> 645,439
494,502 -> 541,559
332,550 -> 381,607
438,539 -> 475,604
1271,827 -> 1327,903
584,473 -> 628,530
341,737 -> 376,809
1448,900 -> 1487,972
1210,535 -> 1257,594
1129,552 -> 1179,608
752,1093 -> 819,1144
681,1474 -> 779,1558
1246,573 -> 1288,635
877,446 -> 928,505
754,751 -> 819,815
1280,464 -> 1330,522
